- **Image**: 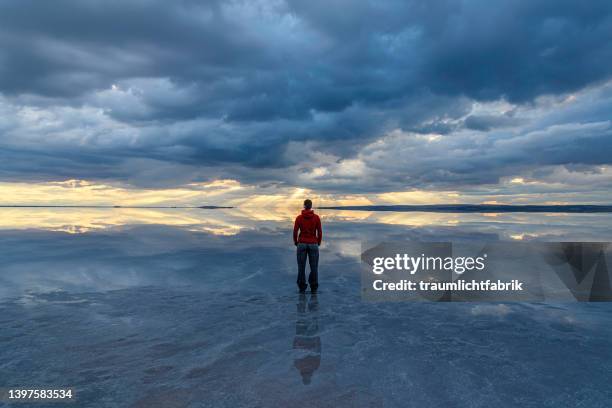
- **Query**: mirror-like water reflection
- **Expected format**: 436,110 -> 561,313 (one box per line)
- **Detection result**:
293,294 -> 321,385
1,208 -> 611,407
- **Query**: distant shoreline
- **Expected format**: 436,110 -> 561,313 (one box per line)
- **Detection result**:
2,204 -> 611,213
318,204 -> 612,213
0,205 -> 234,209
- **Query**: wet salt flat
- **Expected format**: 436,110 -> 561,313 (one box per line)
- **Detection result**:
1,208 -> 611,407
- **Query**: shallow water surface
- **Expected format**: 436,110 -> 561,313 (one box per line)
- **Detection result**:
1,209 -> 611,407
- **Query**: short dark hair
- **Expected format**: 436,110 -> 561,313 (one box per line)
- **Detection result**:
303,199 -> 312,209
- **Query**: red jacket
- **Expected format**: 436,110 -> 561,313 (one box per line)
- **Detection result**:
293,209 -> 322,245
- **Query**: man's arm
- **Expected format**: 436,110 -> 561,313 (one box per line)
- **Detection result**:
293,216 -> 300,245
316,216 -> 322,245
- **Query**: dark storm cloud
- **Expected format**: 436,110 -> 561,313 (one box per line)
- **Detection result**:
3,0 -> 612,114
0,0 -> 612,193
464,113 -> 521,132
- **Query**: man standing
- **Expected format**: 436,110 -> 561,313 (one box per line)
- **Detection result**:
293,199 -> 322,293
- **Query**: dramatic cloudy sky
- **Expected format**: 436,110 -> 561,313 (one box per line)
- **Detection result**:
1,0 -> 612,205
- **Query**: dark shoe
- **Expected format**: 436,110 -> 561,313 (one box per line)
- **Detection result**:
299,289 -> 306,294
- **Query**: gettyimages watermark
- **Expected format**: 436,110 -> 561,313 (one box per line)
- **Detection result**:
361,242 -> 612,302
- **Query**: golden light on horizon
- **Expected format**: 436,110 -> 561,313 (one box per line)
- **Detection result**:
0,179 -> 244,207
376,190 -> 461,205
0,207 -> 248,235
0,178 -> 593,220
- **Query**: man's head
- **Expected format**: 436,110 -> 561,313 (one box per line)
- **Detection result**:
303,199 -> 312,210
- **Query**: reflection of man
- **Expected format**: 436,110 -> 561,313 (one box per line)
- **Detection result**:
293,199 -> 322,294
293,293 -> 321,385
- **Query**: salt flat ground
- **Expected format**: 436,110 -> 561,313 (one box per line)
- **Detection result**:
1,209 -> 611,407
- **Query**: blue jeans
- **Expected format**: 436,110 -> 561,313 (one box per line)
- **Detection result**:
296,243 -> 319,292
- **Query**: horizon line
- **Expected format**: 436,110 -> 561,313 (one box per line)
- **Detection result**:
0,205 -> 234,209
318,204 -> 612,213
1,203 -> 612,213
